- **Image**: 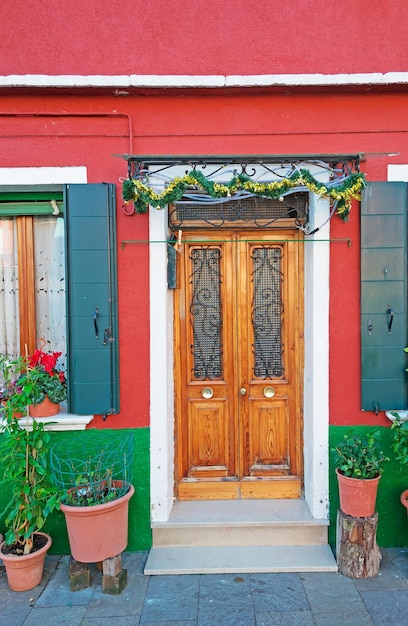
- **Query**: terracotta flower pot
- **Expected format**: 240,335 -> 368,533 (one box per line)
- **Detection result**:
336,468 -> 380,518
0,532 -> 52,592
60,481 -> 134,563
400,489 -> 408,512
29,396 -> 59,417
1,400 -> 24,418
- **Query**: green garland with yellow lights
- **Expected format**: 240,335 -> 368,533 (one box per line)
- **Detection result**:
122,169 -> 366,220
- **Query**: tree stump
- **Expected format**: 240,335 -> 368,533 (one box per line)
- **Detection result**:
336,509 -> 382,578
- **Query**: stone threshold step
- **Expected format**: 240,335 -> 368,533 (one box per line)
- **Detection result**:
152,499 -> 329,528
144,544 -> 338,575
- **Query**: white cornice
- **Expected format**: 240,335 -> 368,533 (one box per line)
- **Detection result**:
1,72 -> 408,89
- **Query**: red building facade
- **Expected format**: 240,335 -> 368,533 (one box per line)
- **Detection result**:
1,1 -> 408,562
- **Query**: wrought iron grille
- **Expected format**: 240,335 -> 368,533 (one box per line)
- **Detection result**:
169,192 -> 308,229
190,247 -> 222,379
252,247 -> 283,378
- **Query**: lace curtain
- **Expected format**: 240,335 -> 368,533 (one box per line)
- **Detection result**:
0,216 -> 66,364
0,219 -> 18,356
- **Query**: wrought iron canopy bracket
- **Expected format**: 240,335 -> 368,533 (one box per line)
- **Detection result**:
120,153 -> 364,230
122,154 -> 362,179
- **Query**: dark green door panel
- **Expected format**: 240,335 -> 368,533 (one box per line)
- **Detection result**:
361,282 -> 405,315
64,183 -> 119,416
361,182 -> 407,215
361,182 -> 408,413
361,214 -> 405,248
361,248 -> 404,282
362,346 -> 407,379
361,380 -> 407,414
362,313 -> 406,346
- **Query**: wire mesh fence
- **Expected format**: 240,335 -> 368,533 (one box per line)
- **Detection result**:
50,431 -> 134,506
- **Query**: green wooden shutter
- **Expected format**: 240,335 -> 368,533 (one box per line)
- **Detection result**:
64,183 -> 119,416
361,182 -> 408,412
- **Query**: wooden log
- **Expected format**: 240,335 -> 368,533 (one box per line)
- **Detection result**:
336,509 -> 382,578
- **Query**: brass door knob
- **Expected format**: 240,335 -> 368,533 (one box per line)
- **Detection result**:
202,387 -> 214,399
263,386 -> 275,398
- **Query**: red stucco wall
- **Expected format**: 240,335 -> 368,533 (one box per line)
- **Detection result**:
0,1 -> 407,76
1,90 -> 408,428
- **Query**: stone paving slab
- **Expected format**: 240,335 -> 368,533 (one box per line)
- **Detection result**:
2,549 -> 408,625
359,589 -> 408,625
140,574 -> 199,623
300,572 -> 374,625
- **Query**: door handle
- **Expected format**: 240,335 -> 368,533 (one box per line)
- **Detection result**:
240,387 -> 247,396
387,305 -> 394,335
93,307 -> 99,339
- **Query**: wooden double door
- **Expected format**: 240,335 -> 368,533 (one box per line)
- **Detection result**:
174,229 -> 304,500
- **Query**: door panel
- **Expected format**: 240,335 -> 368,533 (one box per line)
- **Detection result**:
175,230 -> 303,500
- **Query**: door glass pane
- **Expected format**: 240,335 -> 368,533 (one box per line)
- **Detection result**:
190,247 -> 222,380
252,246 -> 283,377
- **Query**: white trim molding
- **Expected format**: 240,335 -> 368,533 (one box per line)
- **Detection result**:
0,167 -> 87,186
149,170 -> 330,522
1,412 -> 94,432
388,164 -> 408,182
1,73 -> 408,90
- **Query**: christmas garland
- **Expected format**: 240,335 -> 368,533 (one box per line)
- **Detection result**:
122,169 -> 366,221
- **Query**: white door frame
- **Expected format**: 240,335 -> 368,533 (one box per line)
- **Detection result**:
149,180 -> 330,522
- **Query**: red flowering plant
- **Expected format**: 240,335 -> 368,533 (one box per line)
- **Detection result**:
22,348 -> 67,406
1,349 -> 67,415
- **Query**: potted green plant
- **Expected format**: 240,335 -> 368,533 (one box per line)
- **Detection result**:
50,433 -> 134,563
0,356 -> 61,591
333,431 -> 389,517
390,415 -> 408,513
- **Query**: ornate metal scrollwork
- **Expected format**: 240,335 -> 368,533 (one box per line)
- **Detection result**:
251,246 -> 284,378
190,247 -> 223,380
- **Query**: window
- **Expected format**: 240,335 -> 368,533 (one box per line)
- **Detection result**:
0,184 -> 119,418
0,211 -> 66,360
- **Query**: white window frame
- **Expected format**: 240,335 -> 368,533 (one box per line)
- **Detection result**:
0,166 -> 93,431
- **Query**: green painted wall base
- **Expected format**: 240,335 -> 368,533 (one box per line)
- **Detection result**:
0,427 -> 151,555
329,425 -> 408,548
2,424 -> 406,555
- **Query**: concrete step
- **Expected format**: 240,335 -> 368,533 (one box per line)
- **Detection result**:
144,544 -> 338,575
146,499 -> 337,574
151,499 -> 329,547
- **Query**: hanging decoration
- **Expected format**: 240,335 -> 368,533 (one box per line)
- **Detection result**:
122,168 -> 366,221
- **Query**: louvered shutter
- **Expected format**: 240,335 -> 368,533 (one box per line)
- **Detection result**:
64,184 -> 119,416
361,182 -> 408,412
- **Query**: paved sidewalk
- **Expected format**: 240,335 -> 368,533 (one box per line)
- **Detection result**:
2,548 -> 408,625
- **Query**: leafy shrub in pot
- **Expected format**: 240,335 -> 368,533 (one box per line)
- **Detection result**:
333,431 -> 389,517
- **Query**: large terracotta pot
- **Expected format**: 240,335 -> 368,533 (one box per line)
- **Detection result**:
0,532 -> 52,592
29,396 -> 59,417
336,468 -> 380,518
60,481 -> 134,563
